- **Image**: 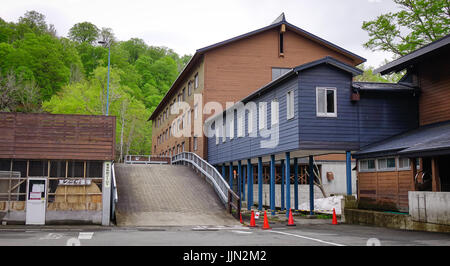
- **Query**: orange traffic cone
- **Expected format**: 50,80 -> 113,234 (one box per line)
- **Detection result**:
240,213 -> 243,224
262,210 -> 271,230
287,208 -> 296,226
332,208 -> 338,225
249,210 -> 256,228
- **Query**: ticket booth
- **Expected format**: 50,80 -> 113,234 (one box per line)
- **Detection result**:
26,177 -> 47,225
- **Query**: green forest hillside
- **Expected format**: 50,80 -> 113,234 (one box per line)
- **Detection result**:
0,11 -> 191,160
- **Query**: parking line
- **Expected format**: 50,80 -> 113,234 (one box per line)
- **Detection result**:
78,232 -> 94,240
269,230 -> 345,246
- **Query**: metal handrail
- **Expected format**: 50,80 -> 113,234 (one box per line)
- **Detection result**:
171,152 -> 231,205
124,155 -> 171,164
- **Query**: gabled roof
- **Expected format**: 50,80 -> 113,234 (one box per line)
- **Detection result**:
149,13 -> 366,120
375,34 -> 450,75
353,120 -> 450,159
206,56 -> 362,123
294,56 -> 363,76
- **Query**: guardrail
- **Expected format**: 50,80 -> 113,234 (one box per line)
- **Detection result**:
171,152 -> 240,219
124,155 -> 171,164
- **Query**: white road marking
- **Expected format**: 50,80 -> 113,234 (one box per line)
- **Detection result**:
78,232 -> 94,240
39,233 -> 63,240
231,230 -> 253,235
269,230 -> 345,246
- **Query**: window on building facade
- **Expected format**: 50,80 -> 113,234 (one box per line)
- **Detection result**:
359,159 -> 376,172
259,102 -> 266,130
182,88 -> 186,101
247,109 -> 253,134
194,137 -> 198,151
229,113 -> 234,139
271,67 -> 290,80
398,158 -> 411,170
286,90 -> 294,119
377,158 -> 396,171
237,112 -> 244,137
188,82 -> 192,96
279,32 -> 284,54
194,104 -> 198,120
271,98 -> 279,125
187,110 -> 191,126
316,87 -> 337,117
194,73 -> 199,89
222,121 -> 226,143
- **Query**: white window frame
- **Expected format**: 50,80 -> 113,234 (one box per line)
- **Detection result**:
286,90 -> 294,120
398,157 -> 411,171
229,115 -> 234,140
247,109 -> 253,134
258,102 -> 267,130
377,157 -> 396,171
194,104 -> 198,120
316,87 -> 337,118
359,159 -> 376,172
271,98 -> 279,125
194,73 -> 199,89
237,112 -> 244,137
222,123 -> 226,143
193,137 -> 198,151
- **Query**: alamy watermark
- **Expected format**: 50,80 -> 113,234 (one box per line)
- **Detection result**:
159,93 -> 279,149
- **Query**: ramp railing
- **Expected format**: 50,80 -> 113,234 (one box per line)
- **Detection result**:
171,152 -> 240,218
124,155 -> 171,164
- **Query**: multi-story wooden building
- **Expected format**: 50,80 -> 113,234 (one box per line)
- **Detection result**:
149,14 -> 365,159
354,34 -> 450,212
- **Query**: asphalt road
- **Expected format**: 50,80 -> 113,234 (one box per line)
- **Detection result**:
0,223 -> 449,246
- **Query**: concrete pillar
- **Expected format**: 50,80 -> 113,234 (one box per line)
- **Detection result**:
102,161 -> 112,226
346,151 -> 352,195
285,152 -> 291,218
258,157 -> 263,211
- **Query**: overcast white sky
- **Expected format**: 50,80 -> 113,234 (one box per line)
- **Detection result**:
1,0 -> 401,67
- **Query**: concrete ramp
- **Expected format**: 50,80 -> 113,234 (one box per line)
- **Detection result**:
114,164 -> 238,226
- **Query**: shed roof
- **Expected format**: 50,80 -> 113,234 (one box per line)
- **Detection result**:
352,82 -> 417,93
353,120 -> 450,159
374,34 -> 450,75
149,13 -> 366,120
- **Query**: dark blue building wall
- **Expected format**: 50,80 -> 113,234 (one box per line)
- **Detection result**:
207,64 -> 419,165
358,92 -> 418,148
207,76 -> 299,165
298,65 -> 359,150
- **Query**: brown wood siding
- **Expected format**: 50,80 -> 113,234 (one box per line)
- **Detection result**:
418,49 -> 450,126
0,112 -> 115,161
203,28 -> 356,110
358,169 -> 413,212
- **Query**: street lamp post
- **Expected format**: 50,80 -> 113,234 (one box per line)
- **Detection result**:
98,40 -> 111,116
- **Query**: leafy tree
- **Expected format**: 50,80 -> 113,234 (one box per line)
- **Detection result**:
355,63 -> 405,83
68,22 -> 100,44
18,11 -> 50,36
362,0 -> 450,56
99,27 -> 116,46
